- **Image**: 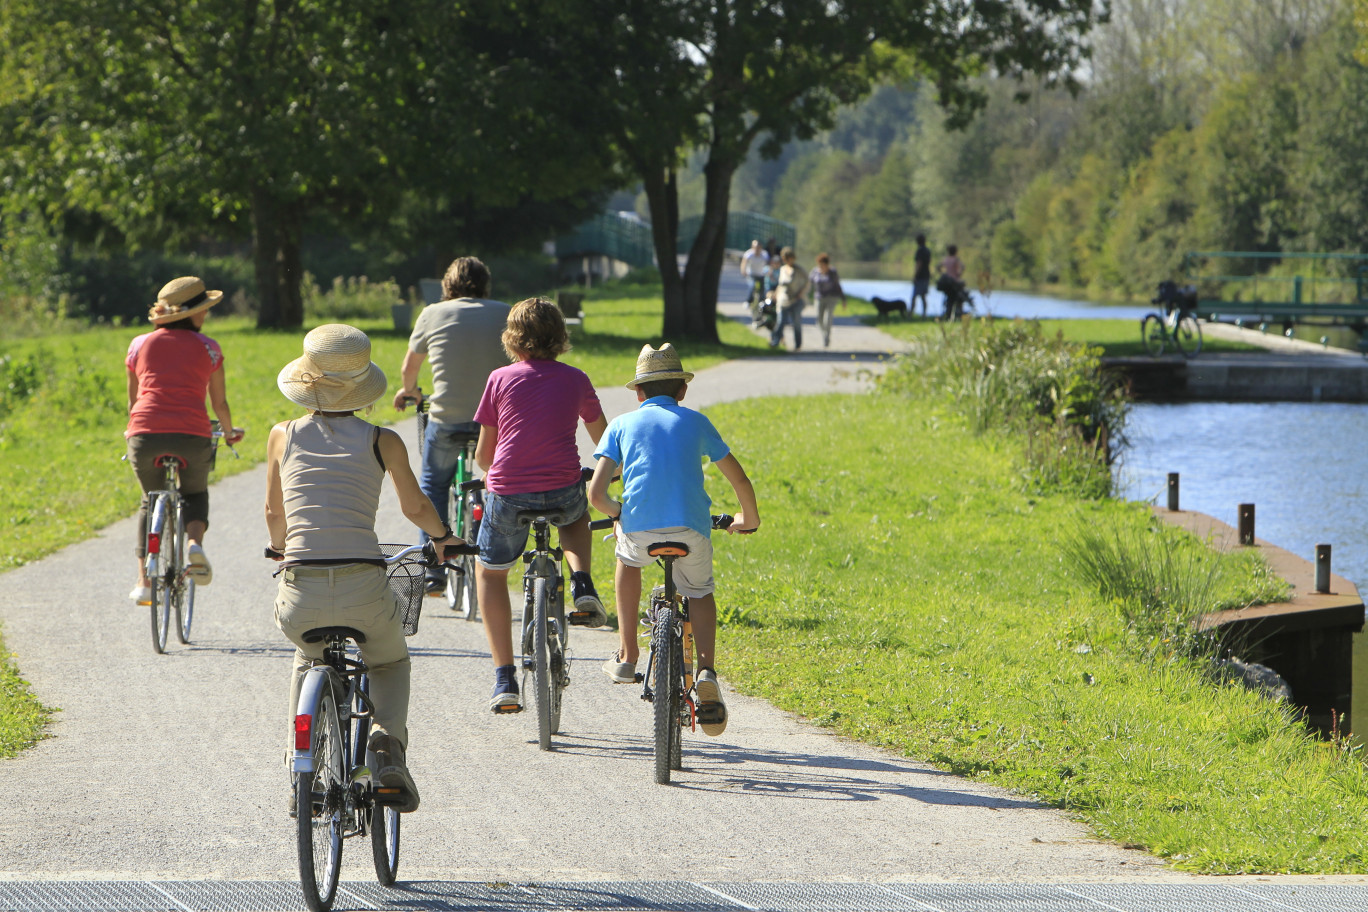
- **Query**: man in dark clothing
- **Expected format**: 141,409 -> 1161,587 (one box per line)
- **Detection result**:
911,234 -> 931,318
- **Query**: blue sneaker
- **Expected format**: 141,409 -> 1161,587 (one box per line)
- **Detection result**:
489,666 -> 522,714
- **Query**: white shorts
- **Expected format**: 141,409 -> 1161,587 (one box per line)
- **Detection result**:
615,527 -> 715,598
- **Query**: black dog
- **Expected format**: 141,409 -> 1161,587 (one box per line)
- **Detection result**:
870,296 -> 907,320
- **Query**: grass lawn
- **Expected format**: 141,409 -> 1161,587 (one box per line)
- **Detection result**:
0,626 -> 49,758
855,310 -> 1265,356
611,390 -> 1366,874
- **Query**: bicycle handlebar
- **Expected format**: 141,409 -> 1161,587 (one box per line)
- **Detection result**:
589,513 -> 755,534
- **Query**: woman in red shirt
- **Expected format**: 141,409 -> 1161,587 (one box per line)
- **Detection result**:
125,277 -> 243,603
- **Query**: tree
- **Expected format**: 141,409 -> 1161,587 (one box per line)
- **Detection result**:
572,0 -> 1102,342
0,0 -> 619,328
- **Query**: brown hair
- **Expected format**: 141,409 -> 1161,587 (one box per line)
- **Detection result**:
441,256 -> 491,300
637,378 -> 686,400
502,297 -> 570,361
815,252 -> 831,266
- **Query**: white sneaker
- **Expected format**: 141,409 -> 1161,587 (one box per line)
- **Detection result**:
186,543 -> 212,585
602,653 -> 636,684
694,668 -> 728,736
129,585 -> 152,605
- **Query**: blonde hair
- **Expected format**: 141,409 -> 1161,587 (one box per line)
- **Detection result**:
502,297 -> 570,361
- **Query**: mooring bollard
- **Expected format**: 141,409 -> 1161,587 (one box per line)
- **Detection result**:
1167,473 -> 1180,511
1315,544 -> 1332,593
1238,503 -> 1255,545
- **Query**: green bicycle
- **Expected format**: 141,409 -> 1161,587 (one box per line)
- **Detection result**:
408,392 -> 482,621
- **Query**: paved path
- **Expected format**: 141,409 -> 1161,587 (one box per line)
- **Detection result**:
4,274 -> 1364,907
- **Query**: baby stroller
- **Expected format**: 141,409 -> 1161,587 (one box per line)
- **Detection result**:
756,291 -> 777,331
936,274 -> 974,320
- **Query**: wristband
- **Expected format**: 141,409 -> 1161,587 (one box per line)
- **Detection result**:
431,524 -> 455,544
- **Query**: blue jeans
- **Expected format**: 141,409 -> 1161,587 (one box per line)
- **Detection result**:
419,417 -> 480,550
770,302 -> 803,349
477,482 -> 588,570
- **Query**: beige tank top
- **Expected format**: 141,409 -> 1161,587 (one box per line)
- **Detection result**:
281,415 -> 384,562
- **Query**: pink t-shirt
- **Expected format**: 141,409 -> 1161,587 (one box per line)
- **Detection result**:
125,328 -> 223,438
473,359 -> 602,495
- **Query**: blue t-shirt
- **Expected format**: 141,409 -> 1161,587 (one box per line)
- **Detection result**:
594,396 -> 730,537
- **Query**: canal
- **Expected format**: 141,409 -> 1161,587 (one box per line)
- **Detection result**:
846,279 -> 1368,734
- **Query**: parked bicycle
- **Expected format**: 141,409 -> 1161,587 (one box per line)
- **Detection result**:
461,468 -> 600,750
592,513 -> 746,784
1142,280 -> 1203,357
280,539 -> 476,911
407,390 -> 483,621
137,420 -> 241,653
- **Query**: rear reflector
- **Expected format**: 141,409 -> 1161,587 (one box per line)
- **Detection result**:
294,714 -> 311,750
147,533 -> 161,555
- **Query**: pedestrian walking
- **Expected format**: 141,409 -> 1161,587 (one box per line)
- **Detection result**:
768,247 -> 809,351
808,253 -> 847,348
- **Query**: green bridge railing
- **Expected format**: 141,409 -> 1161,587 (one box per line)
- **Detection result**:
1183,251 -> 1368,323
554,211 -> 797,270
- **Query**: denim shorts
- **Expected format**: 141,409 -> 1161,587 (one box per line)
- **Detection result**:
477,481 -> 588,570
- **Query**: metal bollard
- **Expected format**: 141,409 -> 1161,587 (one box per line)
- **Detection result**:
1238,503 -> 1255,546
1167,473 -> 1180,511
1315,544 -> 1332,593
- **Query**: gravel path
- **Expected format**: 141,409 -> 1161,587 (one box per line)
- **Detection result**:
0,275 -> 1173,882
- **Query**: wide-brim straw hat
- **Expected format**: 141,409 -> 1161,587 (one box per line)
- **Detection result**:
277,323 -> 389,412
626,342 -> 694,389
149,276 -> 223,324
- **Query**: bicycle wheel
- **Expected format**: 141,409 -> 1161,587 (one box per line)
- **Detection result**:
1141,314 -> 1166,356
460,491 -> 480,622
532,577 -> 553,751
150,497 -> 175,655
297,682 -> 344,912
173,514 -> 194,644
1174,313 -> 1203,356
548,592 -> 566,736
370,802 -> 401,885
651,611 -> 679,784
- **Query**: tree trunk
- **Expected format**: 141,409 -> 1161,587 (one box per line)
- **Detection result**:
642,166 -> 686,337
252,187 -> 305,330
678,154 -> 736,343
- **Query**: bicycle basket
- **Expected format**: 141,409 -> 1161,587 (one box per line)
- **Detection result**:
380,544 -> 427,636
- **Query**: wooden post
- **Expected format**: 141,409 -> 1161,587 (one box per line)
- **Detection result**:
1167,473 -> 1180,511
1316,545 -> 1332,594
1238,503 -> 1255,546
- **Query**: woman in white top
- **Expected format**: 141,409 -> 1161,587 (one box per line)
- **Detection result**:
265,324 -> 460,814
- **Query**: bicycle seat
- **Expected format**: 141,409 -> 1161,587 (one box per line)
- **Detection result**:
514,508 -> 576,526
647,541 -> 690,558
154,454 -> 188,470
301,626 -> 367,644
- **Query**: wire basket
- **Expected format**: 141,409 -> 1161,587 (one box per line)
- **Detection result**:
380,543 -> 428,636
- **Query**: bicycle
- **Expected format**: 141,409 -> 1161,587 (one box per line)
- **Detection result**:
137,420 -> 241,654
1142,281 -> 1203,357
461,468 -> 598,750
590,513 -> 745,784
280,539 -> 476,911
407,391 -> 482,621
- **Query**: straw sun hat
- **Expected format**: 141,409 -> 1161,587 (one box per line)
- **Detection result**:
148,276 -> 223,324
625,343 -> 694,389
277,324 -> 389,412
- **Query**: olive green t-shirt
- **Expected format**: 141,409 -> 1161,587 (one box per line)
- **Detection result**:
408,297 -> 511,424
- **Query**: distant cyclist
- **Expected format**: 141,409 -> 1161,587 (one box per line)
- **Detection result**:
125,277 -> 243,605
267,323 -> 463,813
739,239 -> 770,325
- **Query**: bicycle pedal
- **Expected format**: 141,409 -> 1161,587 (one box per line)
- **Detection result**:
492,702 -> 524,715
633,672 -> 644,683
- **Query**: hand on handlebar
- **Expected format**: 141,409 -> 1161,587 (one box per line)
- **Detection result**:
394,389 -> 423,412
725,510 -> 758,534
225,427 -> 246,446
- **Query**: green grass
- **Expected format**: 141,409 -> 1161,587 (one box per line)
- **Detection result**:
627,391 -> 1367,874
0,626 -> 50,758
856,311 -> 1265,356
0,280 -> 768,571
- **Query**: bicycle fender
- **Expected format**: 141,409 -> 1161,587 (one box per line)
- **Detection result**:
291,668 -> 332,774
